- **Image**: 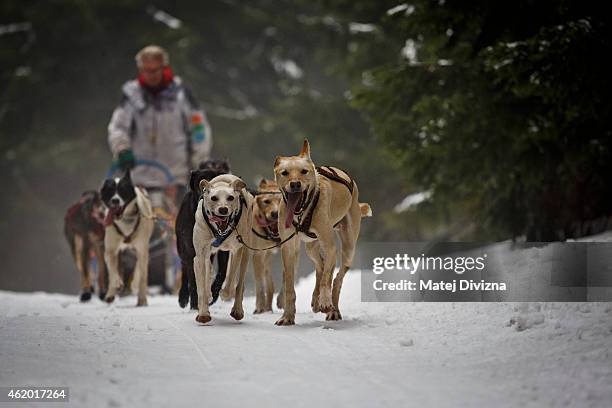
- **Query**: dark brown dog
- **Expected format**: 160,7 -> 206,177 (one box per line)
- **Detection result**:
64,190 -> 107,301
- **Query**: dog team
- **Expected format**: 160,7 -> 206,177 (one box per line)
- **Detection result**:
64,139 -> 371,325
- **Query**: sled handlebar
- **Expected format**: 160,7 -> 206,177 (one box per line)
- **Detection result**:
106,159 -> 176,184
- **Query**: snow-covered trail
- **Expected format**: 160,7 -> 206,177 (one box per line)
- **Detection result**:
1,272 -> 611,408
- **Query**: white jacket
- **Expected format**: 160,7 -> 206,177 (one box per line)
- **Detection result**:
108,77 -> 212,187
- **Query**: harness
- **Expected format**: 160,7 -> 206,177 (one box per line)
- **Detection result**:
251,226 -> 281,243
202,193 -> 246,248
234,166 -> 355,252
317,166 -> 354,194
289,166 -> 354,239
112,211 -> 141,243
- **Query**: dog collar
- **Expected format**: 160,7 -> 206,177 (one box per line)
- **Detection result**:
251,225 -> 281,243
292,188 -> 320,239
202,193 -> 246,247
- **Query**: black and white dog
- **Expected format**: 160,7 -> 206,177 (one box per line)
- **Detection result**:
176,159 -> 231,309
100,171 -> 155,306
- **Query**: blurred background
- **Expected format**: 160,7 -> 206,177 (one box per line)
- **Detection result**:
1,0 -> 611,294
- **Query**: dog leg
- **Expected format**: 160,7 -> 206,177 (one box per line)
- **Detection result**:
230,247 -> 248,320
75,235 -> 92,302
305,241 -> 324,313
252,251 -> 267,314
178,263 -> 189,308
276,286 -> 284,310
328,203 -> 361,320
264,251 -> 274,312
194,252 -> 212,323
188,258 -> 199,310
317,230 -> 337,314
220,253 -> 236,301
92,240 -> 107,300
104,247 -> 122,304
135,242 -> 149,307
275,237 -> 299,325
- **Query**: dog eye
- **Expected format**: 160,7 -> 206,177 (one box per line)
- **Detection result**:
227,195 -> 235,201
281,170 -> 289,176
264,199 -> 271,204
301,169 -> 308,175
211,196 -> 218,202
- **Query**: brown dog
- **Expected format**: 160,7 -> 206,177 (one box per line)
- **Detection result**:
64,190 -> 107,301
273,139 -> 372,325
251,179 -> 282,313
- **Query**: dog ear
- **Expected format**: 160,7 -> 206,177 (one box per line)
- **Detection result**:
189,170 -> 200,193
299,138 -> 311,159
258,178 -> 268,189
231,179 -> 247,192
274,156 -> 282,169
199,179 -> 210,193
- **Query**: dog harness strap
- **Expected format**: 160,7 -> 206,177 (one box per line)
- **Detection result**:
292,189 -> 320,239
235,229 -> 297,252
251,227 -> 281,243
316,166 -> 354,194
203,192 -> 246,248
112,213 -> 141,243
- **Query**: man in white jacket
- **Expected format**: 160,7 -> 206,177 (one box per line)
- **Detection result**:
108,45 -> 212,188
107,45 -> 212,291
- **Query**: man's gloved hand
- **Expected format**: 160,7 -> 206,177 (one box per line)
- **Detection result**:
118,149 -> 136,171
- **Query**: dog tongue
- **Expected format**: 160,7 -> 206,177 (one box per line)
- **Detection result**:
285,192 -> 302,228
103,207 -> 121,226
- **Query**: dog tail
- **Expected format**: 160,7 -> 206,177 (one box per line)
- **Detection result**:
359,203 -> 373,218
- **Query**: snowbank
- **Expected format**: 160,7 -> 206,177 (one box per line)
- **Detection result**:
1,267 -> 611,407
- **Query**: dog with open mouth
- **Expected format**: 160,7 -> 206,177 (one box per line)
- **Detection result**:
219,178 -> 282,312
176,159 -> 231,310
192,174 -> 254,324
273,139 -> 372,325
100,171 -> 155,306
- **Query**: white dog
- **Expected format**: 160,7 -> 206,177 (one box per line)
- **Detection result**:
192,174 -> 253,324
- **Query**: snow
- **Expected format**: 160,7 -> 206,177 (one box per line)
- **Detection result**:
348,22 -> 377,34
1,267 -> 611,407
386,4 -> 415,17
0,22 -> 32,36
270,56 -> 304,79
394,190 -> 432,213
146,7 -> 182,30
401,39 -> 418,65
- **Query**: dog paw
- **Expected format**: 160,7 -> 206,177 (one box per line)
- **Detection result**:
253,308 -> 265,314
326,310 -> 342,321
311,297 -> 320,313
220,289 -> 232,301
178,292 -> 189,308
105,295 -> 115,304
136,297 -> 148,307
195,314 -> 211,324
318,295 -> 334,314
230,307 -> 244,321
80,291 -> 92,302
98,291 -> 107,301
275,315 -> 295,326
